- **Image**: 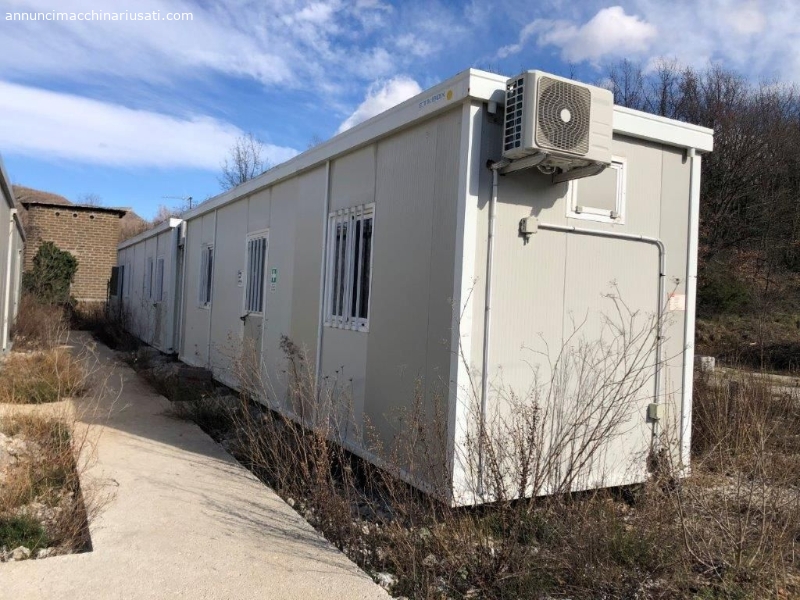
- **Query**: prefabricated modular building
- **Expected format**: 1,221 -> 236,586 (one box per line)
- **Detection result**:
117,68 -> 713,505
0,154 -> 25,354
114,218 -> 183,354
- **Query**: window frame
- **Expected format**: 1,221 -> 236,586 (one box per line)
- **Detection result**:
116,264 -> 126,298
324,204 -> 375,332
146,256 -> 154,300
198,244 -> 214,308
567,156 -> 627,224
110,266 -> 120,298
243,230 -> 269,315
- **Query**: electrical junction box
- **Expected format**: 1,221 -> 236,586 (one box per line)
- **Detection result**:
519,216 -> 539,235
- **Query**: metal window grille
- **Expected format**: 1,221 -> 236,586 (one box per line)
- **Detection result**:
245,236 -> 267,313
325,204 -> 374,331
146,257 -> 154,299
199,245 -> 214,306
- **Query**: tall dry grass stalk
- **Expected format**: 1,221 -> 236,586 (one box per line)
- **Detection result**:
10,293 -> 69,350
669,371 -> 800,594
0,349 -> 89,405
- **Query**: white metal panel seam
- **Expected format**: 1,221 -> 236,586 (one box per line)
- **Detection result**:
314,160 -> 331,390
450,101 -> 481,505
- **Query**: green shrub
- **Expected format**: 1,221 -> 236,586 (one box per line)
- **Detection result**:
0,515 -> 49,551
22,241 -> 78,305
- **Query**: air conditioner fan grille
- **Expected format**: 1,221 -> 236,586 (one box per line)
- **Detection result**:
535,77 -> 591,155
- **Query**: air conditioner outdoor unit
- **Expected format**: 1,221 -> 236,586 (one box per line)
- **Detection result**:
503,71 -> 613,171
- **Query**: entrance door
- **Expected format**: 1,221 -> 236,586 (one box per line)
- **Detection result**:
241,231 -> 269,386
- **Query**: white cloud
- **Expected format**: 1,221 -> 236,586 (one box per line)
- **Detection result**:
625,0 -> 800,79
494,1 -> 800,82
0,81 -> 298,169
498,6 -> 656,64
726,1 -> 767,35
336,76 -> 422,133
0,0 -> 461,96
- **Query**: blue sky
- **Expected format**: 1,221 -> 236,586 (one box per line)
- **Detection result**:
0,0 -> 795,219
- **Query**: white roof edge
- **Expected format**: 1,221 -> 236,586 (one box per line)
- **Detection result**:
12,211 -> 25,241
0,154 -> 17,212
117,217 -> 182,251
613,106 -> 714,153
182,68 -> 477,221
0,154 -> 25,240
181,68 -> 713,222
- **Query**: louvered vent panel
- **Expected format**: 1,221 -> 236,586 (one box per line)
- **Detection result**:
535,76 -> 591,155
503,77 -> 525,153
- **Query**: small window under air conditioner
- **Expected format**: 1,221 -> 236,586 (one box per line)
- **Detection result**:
567,157 -> 626,224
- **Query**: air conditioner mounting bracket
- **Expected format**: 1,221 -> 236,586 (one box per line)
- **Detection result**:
552,163 -> 606,184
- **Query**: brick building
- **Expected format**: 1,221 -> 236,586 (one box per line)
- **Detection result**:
21,200 -> 127,303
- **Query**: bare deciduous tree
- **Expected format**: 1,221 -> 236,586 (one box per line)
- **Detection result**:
150,204 -> 183,226
219,132 -> 270,191
77,192 -> 103,206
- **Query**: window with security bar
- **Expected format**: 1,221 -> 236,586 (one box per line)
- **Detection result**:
245,234 -> 267,314
325,205 -> 374,331
146,257 -> 154,299
199,244 -> 214,307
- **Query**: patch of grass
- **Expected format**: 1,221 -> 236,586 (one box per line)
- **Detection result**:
0,415 -> 92,557
0,349 -> 88,404
0,515 -> 49,551
697,313 -> 800,372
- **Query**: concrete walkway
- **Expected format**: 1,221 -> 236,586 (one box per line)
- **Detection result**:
0,333 -> 388,600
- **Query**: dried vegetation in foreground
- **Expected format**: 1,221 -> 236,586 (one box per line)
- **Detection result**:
0,295 -> 100,562
0,414 -> 92,561
118,323 -> 800,599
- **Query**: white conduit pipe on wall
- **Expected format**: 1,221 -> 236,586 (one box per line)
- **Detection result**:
681,148 -> 702,473
534,223 -> 667,419
478,163 -> 667,494
478,163 -> 503,496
